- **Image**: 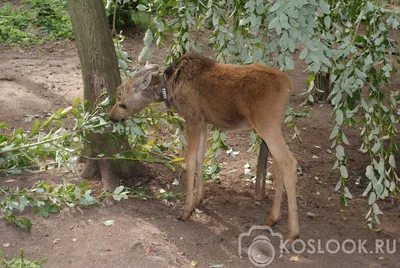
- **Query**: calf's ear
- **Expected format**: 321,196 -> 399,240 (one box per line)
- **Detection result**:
133,64 -> 159,78
132,71 -> 154,91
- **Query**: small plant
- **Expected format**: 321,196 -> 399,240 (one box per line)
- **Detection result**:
0,250 -> 47,268
105,0 -> 154,31
203,127 -> 229,181
109,185 -> 184,202
0,95 -> 186,174
0,180 -> 183,231
24,0 -> 73,40
0,4 -> 35,44
0,0 -> 73,45
0,180 -> 96,231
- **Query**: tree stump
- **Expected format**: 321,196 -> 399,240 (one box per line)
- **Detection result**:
315,72 -> 331,102
255,140 -> 269,200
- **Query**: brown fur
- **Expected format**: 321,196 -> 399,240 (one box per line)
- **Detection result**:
109,53 -> 299,241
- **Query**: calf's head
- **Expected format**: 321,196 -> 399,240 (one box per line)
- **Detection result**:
109,64 -> 161,122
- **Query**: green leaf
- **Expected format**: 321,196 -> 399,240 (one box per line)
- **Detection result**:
299,46 -> 309,60
118,59 -> 128,70
280,13 -> 290,29
374,36 -> 383,46
372,203 -> 382,215
15,217 -> 32,232
143,29 -> 153,46
48,205 -> 60,213
355,68 -> 367,79
136,4 -> 147,11
334,180 -> 341,192
344,187 -> 352,199
361,99 -> 369,111
342,133 -> 349,145
388,154 -> 396,168
374,183 -> 383,197
319,0 -> 330,14
332,91 -> 342,105
114,186 -> 124,194
336,110 -> 344,125
40,209 -> 49,218
99,97 -> 110,107
340,165 -> 348,178
306,73 -> 315,86
365,165 -> 376,181
329,125 -> 339,140
324,16 -> 331,28
362,182 -> 372,196
371,141 -> 381,154
154,20 -> 164,32
29,119 -> 40,138
170,157 -> 184,163
285,56 -> 294,69
60,106 -> 72,116
268,16 -> 280,29
368,191 -> 376,205
72,97 -> 80,106
103,220 -> 115,226
269,1 -> 280,12
336,145 -> 345,161
390,181 -> 396,192
138,46 -> 152,62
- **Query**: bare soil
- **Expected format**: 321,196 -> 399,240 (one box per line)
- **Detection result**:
0,33 -> 399,268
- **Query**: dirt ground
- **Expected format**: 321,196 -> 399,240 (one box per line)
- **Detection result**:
0,32 -> 400,268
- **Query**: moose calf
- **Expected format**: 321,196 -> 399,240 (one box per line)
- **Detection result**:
109,53 -> 299,241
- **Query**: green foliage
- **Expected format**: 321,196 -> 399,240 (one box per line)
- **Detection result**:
203,127 -> 229,181
0,180 -> 96,231
134,0 -> 400,228
0,95 -> 185,174
0,179 -> 183,231
1,0 -> 398,230
108,185 -> 183,201
114,34 -> 134,79
327,0 -> 399,228
0,4 -> 35,44
0,250 -> 47,268
24,0 -> 73,40
0,100 -> 86,173
105,0 -> 153,31
0,0 -> 72,45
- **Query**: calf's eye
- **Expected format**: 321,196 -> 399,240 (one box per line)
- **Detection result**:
118,103 -> 128,109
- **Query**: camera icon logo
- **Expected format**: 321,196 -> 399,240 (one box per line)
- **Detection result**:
238,226 -> 284,267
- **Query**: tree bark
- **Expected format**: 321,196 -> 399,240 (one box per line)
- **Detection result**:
255,140 -> 268,200
315,72 -> 331,102
66,0 -> 148,190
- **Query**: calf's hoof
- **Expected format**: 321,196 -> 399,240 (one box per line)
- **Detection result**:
281,234 -> 300,252
179,207 -> 194,220
194,192 -> 205,206
264,217 -> 278,227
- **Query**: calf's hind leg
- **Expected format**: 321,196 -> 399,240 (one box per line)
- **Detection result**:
255,124 -> 299,241
195,122 -> 207,206
264,158 -> 284,226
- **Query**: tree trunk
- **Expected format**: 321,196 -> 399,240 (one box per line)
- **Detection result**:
255,140 -> 268,200
66,0 -> 148,191
315,72 -> 331,102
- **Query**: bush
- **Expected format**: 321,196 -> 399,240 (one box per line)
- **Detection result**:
0,0 -> 73,45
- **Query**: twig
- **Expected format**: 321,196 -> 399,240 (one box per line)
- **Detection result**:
0,136 -> 64,154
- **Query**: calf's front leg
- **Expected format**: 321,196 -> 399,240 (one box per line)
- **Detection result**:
179,121 -> 202,220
